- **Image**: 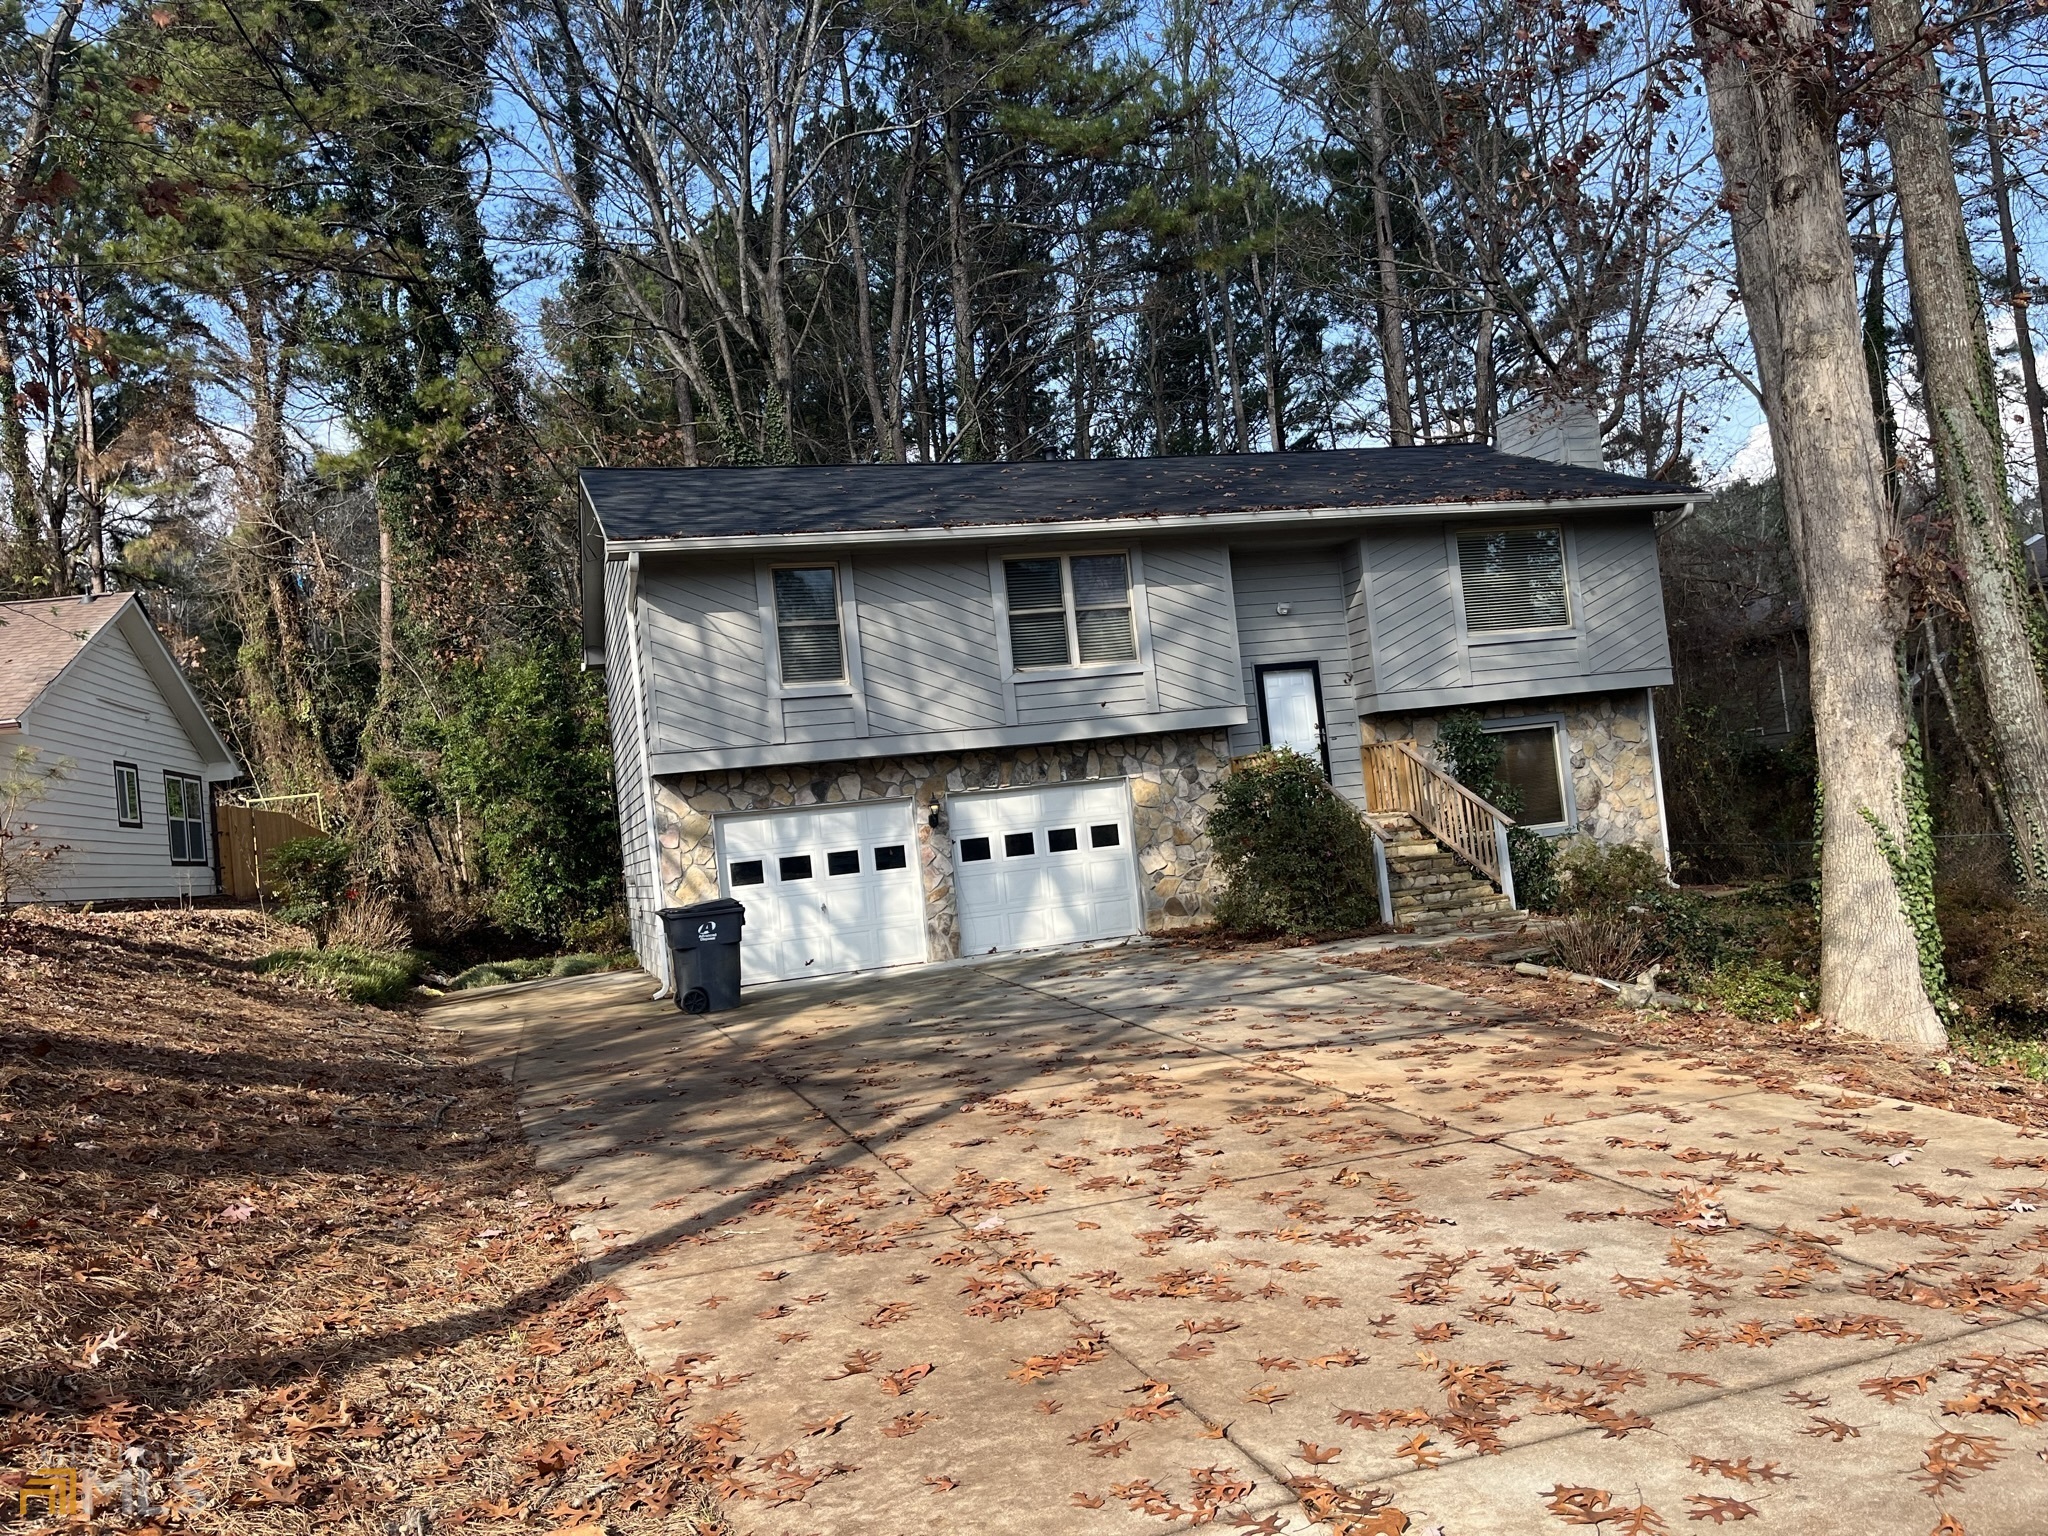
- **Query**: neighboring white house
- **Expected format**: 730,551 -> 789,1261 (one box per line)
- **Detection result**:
0,592 -> 240,901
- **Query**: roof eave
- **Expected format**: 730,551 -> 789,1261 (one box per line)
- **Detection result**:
594,490 -> 1689,556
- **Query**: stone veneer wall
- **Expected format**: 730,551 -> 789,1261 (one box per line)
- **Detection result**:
649,730 -> 1231,962
1361,689 -> 1666,853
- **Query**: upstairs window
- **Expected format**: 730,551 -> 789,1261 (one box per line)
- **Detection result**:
772,566 -> 845,684
1004,553 -> 1136,670
1457,526 -> 1569,632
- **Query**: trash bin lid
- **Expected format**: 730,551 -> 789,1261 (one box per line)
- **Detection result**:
659,897 -> 747,920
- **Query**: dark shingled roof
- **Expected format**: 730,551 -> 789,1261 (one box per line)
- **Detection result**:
581,446 -> 1686,544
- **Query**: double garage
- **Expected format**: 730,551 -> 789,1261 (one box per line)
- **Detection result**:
714,779 -> 1142,985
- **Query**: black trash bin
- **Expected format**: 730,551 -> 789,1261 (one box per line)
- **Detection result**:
658,898 -> 747,1014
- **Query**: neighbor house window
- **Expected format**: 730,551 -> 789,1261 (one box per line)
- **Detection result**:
1003,553 -> 1136,669
164,772 -> 206,864
1457,526 -> 1569,632
772,566 -> 845,684
1485,722 -> 1570,829
114,762 -> 142,827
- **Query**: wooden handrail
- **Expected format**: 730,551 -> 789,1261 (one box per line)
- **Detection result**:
1361,739 -> 1517,904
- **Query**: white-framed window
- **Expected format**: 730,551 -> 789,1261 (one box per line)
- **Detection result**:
164,772 -> 206,864
1002,552 -> 1137,670
771,565 -> 846,685
1483,718 -> 1572,830
114,762 -> 142,827
1457,525 -> 1570,633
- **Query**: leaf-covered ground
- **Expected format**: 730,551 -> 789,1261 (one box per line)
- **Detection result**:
442,939 -> 2048,1535
0,906 -> 723,1536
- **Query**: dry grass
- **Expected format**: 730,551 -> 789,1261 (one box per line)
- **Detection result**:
0,904 -> 723,1535
1333,933 -> 2048,1131
324,895 -> 413,955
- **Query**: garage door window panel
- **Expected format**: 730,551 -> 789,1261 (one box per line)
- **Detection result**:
1048,827 -> 1078,852
827,849 -> 860,875
731,859 -> 765,886
875,844 -> 907,870
780,854 -> 814,881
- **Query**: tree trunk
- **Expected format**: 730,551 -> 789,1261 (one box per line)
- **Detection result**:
1972,21 -> 2048,517
1249,250 -> 1284,451
1694,0 -> 1945,1046
1473,293 -> 1495,443
1873,0 -> 2048,902
1368,77 -> 1415,446
379,514 -> 395,687
941,110 -> 982,460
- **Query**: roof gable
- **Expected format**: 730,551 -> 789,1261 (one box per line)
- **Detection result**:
0,595 -> 127,722
582,446 -> 1688,548
0,594 -> 239,774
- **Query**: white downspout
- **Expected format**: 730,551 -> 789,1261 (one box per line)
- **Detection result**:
1645,686 -> 1674,877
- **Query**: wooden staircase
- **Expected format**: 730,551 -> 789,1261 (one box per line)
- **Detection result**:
1362,739 -> 1521,933
1373,812 -> 1516,932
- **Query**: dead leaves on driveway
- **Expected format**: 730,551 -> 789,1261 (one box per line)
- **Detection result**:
485,942 -> 2048,1533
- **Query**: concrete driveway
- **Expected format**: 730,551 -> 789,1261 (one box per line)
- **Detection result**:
439,941 -> 2048,1535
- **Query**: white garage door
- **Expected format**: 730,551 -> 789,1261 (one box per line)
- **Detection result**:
718,802 -> 927,984
950,780 -> 1141,956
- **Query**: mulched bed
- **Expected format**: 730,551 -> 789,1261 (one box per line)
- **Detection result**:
0,905 -> 723,1536
1330,933 -> 2048,1132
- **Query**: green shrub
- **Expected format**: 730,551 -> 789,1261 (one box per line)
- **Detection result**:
1507,827 -> 1560,913
1554,840 -> 1669,914
267,835 -> 354,946
1208,749 -> 1382,935
1697,958 -> 1812,1023
256,945 -> 427,1007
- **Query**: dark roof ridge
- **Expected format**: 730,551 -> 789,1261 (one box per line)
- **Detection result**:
582,444 -> 1690,546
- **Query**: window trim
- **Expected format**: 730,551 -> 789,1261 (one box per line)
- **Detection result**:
765,561 -> 852,692
993,547 -> 1145,681
1451,522 -> 1577,639
163,770 -> 208,865
114,761 -> 142,827
1478,714 -> 1576,834
1253,661 -> 1332,779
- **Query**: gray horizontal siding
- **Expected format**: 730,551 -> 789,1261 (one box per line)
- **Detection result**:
783,693 -> 859,741
1014,670 -> 1151,726
1141,542 -> 1243,712
852,554 -> 1008,735
642,560 -> 776,753
1229,547 -> 1365,804
1468,632 -> 1584,685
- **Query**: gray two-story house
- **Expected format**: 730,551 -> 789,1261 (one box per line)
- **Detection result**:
581,440 -> 1689,989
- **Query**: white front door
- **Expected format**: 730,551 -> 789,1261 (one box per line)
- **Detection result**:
1260,665 -> 1326,764
717,802 -> 927,984
949,780 -> 1141,956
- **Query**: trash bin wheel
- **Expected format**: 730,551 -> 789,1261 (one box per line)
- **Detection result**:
681,987 -> 711,1015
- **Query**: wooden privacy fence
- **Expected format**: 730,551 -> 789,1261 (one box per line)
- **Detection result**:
1360,738 -> 1517,906
214,803 -> 325,900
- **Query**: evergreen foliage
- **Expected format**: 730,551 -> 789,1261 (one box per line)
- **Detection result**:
1208,749 -> 1382,935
